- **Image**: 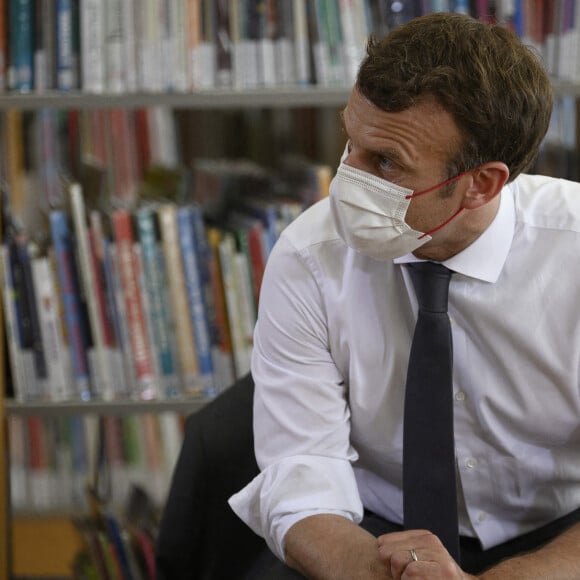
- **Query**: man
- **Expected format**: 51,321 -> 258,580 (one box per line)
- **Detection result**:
230,12 -> 580,579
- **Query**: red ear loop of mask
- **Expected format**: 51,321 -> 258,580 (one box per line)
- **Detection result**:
404,171 -> 470,240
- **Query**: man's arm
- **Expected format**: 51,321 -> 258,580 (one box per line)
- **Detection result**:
376,522 -> 580,580
479,521 -> 580,579
284,514 -> 387,580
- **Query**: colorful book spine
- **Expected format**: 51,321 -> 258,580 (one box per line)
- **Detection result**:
13,239 -> 48,399
135,206 -> 180,398
217,231 -> 251,379
70,183 -> 113,400
8,0 -> 34,91
157,203 -> 201,395
111,208 -> 158,400
56,0 -> 79,90
177,206 -> 215,395
50,210 -> 93,401
30,256 -> 72,401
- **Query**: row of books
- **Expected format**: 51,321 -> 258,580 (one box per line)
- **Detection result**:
1,156 -> 330,403
8,412 -> 184,513
72,503 -> 158,580
501,0 -> 580,83
2,106 -> 179,223
3,0 -> 576,96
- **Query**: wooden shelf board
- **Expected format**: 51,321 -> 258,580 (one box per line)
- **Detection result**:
12,516 -> 84,578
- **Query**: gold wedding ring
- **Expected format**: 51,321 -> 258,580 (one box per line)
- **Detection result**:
409,548 -> 419,562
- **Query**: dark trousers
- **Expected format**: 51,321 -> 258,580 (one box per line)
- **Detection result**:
245,507 -> 580,579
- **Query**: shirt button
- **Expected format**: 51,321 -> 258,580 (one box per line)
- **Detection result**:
465,458 -> 478,469
477,512 -> 487,522
454,391 -> 465,401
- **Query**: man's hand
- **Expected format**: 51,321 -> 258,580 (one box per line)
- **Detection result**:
378,530 -> 475,580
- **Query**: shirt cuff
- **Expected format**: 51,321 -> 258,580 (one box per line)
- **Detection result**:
228,455 -> 363,561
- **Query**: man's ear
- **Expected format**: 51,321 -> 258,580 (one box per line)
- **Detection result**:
461,162 -> 510,210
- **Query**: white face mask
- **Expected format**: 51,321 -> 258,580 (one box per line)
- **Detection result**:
329,161 -> 466,261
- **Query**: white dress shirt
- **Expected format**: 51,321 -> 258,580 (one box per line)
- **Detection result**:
229,173 -> 580,562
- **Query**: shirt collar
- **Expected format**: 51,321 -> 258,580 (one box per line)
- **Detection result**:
394,184 -> 515,283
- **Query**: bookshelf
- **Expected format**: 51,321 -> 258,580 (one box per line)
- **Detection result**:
0,85 -> 347,579
0,1 -> 579,578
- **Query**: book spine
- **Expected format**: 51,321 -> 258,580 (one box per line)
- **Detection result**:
218,232 -> 251,379
108,109 -> 139,207
186,0 -> 203,88
8,0 -> 34,92
80,0 -> 106,92
275,0 -> 296,85
50,210 -> 93,400
0,245 -> 27,401
257,0 -> 277,86
30,256 -> 72,402
107,243 -> 138,397
134,207 -> 180,398
56,0 -> 79,90
33,0 -> 54,91
157,203 -> 201,395
206,227 -> 235,391
8,0 -> 34,91
293,0 -> 311,85
177,206 -> 215,395
70,183 -> 113,400
111,209 -> 158,400
0,0 -> 7,91
105,0 -> 125,92
16,240 -> 49,399
122,0 -> 139,91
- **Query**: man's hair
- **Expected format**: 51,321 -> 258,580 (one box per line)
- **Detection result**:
356,13 -> 554,181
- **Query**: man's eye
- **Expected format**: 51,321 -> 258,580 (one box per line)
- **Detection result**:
378,156 -> 394,170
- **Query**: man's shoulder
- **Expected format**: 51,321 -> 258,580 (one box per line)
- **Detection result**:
511,173 -> 580,233
281,197 -> 343,252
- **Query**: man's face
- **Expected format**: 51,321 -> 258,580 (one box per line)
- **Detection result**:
340,88 -> 469,246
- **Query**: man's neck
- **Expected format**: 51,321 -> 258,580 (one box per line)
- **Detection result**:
413,195 -> 501,262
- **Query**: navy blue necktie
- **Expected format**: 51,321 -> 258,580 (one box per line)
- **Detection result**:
403,261 -> 459,561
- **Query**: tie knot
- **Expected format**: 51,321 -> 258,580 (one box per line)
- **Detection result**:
407,262 -> 452,313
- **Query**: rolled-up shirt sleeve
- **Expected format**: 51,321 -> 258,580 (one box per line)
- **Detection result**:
228,234 -> 363,561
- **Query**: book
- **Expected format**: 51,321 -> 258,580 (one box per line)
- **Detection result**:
217,231 -> 252,379
70,183 -> 114,400
26,416 -> 52,510
30,255 -> 72,401
213,0 -> 233,87
177,205 -> 215,395
105,0 -> 125,92
257,0 -> 277,87
0,0 -> 7,91
56,0 -> 79,90
134,206 -> 180,398
157,203 -> 202,395
108,109 -> 139,207
34,0 -> 57,91
88,209 -> 128,396
8,0 -> 34,92
0,244 -> 28,400
7,415 -> 29,510
111,208 -> 158,400
50,209 -> 93,400
274,0 -> 296,85
122,0 -> 139,92
11,238 -> 48,399
206,227 -> 235,390
80,0 -> 106,93
293,0 -> 311,85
